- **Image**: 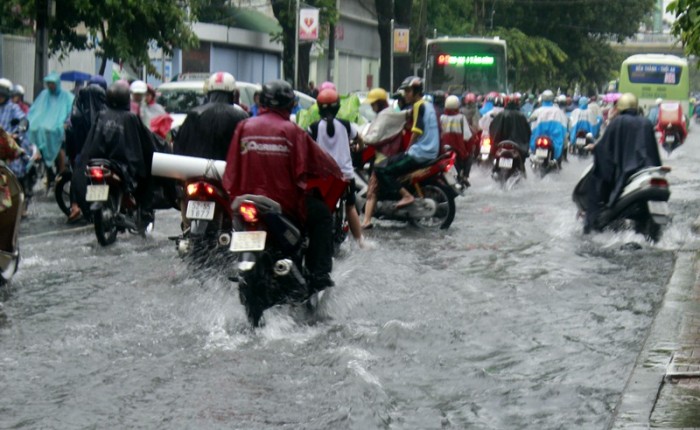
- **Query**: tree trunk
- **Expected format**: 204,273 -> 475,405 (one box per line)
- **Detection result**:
375,0 -> 392,91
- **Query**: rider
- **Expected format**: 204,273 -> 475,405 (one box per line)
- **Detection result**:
308,88 -> 364,246
583,93 -> 661,233
140,84 -> 166,131
568,97 -> 597,147
646,98 -> 663,127
373,76 -> 439,210
78,82 -> 158,224
529,89 -> 568,164
129,80 -> 147,116
440,95 -> 473,185
520,94 -> 535,119
10,85 -> 29,114
222,80 -> 345,294
489,94 -> 531,162
478,94 -> 505,139
174,72 -> 248,161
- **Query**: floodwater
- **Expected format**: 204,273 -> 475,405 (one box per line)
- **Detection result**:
4,130 -> 700,429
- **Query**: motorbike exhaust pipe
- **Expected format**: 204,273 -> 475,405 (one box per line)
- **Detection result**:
218,233 -> 231,247
273,259 -> 293,276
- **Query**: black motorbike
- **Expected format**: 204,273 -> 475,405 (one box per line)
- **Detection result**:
85,159 -> 150,246
573,164 -> 672,242
492,140 -> 526,186
230,194 -> 328,327
54,165 -> 72,216
530,135 -> 560,177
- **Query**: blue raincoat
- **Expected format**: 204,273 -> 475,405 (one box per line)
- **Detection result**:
568,98 -> 597,143
529,101 -> 568,160
28,72 -> 74,167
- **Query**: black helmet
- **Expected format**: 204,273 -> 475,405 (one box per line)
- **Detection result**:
398,76 -> 423,94
260,79 -> 295,111
106,82 -> 131,110
432,90 -> 446,107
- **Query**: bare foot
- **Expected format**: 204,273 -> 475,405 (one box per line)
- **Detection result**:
395,195 -> 415,209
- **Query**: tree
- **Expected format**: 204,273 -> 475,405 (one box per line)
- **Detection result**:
271,0 -> 338,90
668,0 -> 700,56
1,0 -> 199,77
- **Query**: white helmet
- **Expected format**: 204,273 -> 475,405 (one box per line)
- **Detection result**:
206,72 -> 236,93
655,98 -> 663,105
11,84 -> 25,96
556,94 -> 567,104
130,80 -> 147,94
541,90 -> 554,102
0,78 -> 13,91
445,95 -> 460,110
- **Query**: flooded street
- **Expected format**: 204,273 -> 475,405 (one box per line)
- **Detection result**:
3,131 -> 700,429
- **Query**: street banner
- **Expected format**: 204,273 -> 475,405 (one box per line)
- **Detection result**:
299,8 -> 319,41
393,28 -> 410,54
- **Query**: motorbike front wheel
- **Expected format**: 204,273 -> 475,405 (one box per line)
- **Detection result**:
54,172 -> 72,216
93,192 -> 120,246
411,184 -> 456,230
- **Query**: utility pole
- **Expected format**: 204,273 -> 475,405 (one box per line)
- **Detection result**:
294,0 -> 300,89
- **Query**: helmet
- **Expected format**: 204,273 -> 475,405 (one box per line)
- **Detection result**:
398,76 -> 423,93
505,93 -> 520,109
106,82 -> 131,110
555,94 -> 566,104
129,80 -> 147,94
578,96 -> 589,107
464,92 -> 476,104
616,93 -> 638,112
0,78 -> 13,98
10,84 -> 24,97
541,90 -> 555,102
319,81 -> 336,92
655,98 -> 663,105
88,75 -> 107,90
486,91 -> 498,102
493,95 -> 505,107
260,79 -> 295,110
432,90 -> 447,106
364,88 -> 388,105
445,95 -> 460,110
317,89 -> 340,117
206,72 -> 236,93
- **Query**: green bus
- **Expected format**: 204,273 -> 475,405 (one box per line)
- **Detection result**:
618,54 -> 690,117
424,37 -> 508,95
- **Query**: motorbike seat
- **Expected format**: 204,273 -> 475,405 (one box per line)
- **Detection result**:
627,166 -> 671,183
413,152 -> 451,169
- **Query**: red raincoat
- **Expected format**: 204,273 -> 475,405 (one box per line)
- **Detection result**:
223,109 -> 345,224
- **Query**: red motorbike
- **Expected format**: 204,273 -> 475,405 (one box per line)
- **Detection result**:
657,102 -> 686,155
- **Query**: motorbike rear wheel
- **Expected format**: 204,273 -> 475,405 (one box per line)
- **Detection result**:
93,192 -> 120,246
54,172 -> 72,216
412,184 -> 456,230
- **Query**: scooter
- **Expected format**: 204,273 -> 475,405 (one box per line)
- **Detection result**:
571,131 -> 593,157
530,136 -> 560,177
659,123 -> 684,155
54,165 -> 72,216
0,160 -> 24,285
572,164 -> 671,242
492,140 -> 526,186
477,134 -> 493,165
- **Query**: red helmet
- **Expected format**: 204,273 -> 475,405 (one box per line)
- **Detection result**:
464,92 -> 476,104
317,89 -> 340,117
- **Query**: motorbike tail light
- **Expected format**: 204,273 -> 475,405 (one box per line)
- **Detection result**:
483,137 -> 491,147
239,202 -> 259,223
205,184 -> 215,195
650,178 -> 669,188
89,167 -> 104,180
536,137 -> 551,148
186,183 -> 200,196
444,152 -> 456,172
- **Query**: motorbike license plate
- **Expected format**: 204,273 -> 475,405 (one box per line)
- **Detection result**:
665,135 -> 675,143
499,158 -> 513,169
535,148 -> 549,159
648,200 -> 669,216
186,200 -> 215,221
445,166 -> 458,186
576,137 -> 586,146
85,185 -> 109,202
230,231 -> 267,252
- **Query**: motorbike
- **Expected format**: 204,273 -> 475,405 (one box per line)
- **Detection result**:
477,134 -> 493,165
571,131 -> 593,157
85,159 -> 151,246
659,123 -> 684,155
0,161 -> 24,286
530,135 -> 559,177
54,165 -> 72,216
657,102 -> 686,155
572,164 -> 671,242
354,149 -> 460,230
229,194 -> 326,327
173,176 -> 234,265
491,140 -> 526,185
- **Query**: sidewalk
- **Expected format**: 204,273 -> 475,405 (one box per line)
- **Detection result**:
609,223 -> 700,429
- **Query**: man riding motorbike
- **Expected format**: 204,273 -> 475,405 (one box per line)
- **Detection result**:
582,93 -> 662,233
568,96 -> 597,149
478,94 -> 505,140
372,76 -> 439,211
222,80 -> 344,294
529,89 -> 568,165
440,95 -> 473,185
0,78 -> 32,215
489,94 -> 531,161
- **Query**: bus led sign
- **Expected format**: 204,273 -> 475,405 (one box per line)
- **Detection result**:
437,54 -> 495,66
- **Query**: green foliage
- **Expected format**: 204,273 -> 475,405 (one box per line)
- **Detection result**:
668,0 -> 700,56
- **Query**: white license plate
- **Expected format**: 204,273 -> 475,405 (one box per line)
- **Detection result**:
480,146 -> 490,154
230,231 -> 267,252
499,158 -> 513,169
648,200 -> 669,216
576,137 -> 586,146
445,166 -> 458,186
665,135 -> 675,143
186,200 -> 216,220
85,185 -> 109,202
535,148 -> 549,159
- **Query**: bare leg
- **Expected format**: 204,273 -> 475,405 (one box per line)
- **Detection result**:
395,188 -> 415,208
346,204 -> 364,247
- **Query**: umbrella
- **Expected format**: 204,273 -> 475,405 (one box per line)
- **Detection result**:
602,92 -> 621,104
60,70 -> 92,82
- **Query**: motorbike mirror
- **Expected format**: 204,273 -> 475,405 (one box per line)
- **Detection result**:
10,118 -> 20,126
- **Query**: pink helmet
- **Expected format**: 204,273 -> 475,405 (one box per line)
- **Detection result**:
319,81 -> 336,92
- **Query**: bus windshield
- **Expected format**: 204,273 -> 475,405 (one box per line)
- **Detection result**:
425,39 -> 507,95
618,54 -> 689,116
